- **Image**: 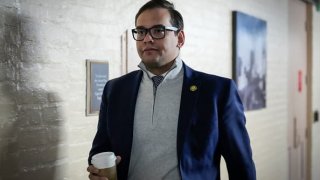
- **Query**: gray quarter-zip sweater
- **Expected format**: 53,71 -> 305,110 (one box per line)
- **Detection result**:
128,58 -> 184,180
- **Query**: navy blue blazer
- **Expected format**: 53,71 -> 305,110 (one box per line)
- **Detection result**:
89,63 -> 256,180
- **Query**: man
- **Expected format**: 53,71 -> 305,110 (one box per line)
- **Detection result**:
87,0 -> 256,179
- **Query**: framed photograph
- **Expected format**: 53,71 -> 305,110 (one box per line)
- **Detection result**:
86,60 -> 109,116
232,11 -> 267,111
120,29 -> 141,75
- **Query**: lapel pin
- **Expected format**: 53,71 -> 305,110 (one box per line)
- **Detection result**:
190,85 -> 197,92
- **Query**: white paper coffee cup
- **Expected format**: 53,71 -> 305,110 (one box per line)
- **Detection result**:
91,152 -> 117,180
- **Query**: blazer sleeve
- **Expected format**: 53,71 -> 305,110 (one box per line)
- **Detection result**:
219,80 -> 256,180
88,82 -> 112,164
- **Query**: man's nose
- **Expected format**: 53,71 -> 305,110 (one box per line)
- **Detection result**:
143,32 -> 154,42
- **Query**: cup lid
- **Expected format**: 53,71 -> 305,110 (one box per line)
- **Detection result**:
91,152 -> 116,169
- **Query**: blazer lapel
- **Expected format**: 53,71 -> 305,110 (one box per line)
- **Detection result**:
116,70 -> 143,180
127,71 -> 143,128
123,70 -> 143,148
177,64 -> 200,160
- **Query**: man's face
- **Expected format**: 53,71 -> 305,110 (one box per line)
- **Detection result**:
135,8 -> 184,72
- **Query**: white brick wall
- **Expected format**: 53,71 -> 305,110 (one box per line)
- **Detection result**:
0,0 -> 319,180
176,1 -> 289,180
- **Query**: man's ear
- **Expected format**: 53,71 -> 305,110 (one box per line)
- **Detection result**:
177,30 -> 185,48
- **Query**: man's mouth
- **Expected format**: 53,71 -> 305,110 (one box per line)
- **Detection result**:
143,48 -> 158,52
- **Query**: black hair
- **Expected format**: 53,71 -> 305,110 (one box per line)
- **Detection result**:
135,0 -> 184,32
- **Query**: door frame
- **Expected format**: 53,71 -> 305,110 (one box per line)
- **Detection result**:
288,1 -> 313,180
306,3 -> 313,180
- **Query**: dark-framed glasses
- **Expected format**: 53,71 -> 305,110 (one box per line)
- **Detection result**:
131,25 -> 179,41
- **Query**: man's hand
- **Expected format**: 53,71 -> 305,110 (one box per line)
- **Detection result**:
87,156 -> 121,180
87,165 -> 107,180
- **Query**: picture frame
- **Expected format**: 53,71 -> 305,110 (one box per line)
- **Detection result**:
120,29 -> 141,75
86,60 -> 109,116
232,11 -> 267,111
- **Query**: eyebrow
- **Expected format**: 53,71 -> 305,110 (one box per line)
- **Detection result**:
135,24 -> 164,29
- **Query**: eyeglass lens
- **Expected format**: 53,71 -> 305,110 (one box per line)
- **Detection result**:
133,26 -> 166,40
